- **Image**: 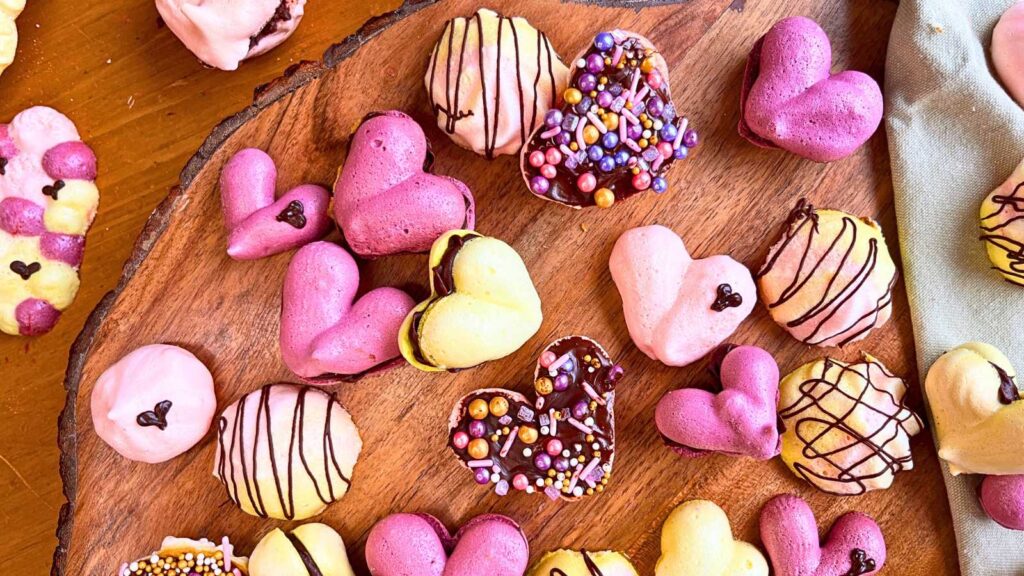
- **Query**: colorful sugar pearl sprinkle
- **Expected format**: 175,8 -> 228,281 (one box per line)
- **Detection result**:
119,549 -> 241,576
523,31 -> 697,208
448,336 -> 623,500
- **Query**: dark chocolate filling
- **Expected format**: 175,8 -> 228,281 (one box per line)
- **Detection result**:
284,531 -> 324,576
993,362 -> 1021,405
550,550 -> 604,576
249,0 -> 292,49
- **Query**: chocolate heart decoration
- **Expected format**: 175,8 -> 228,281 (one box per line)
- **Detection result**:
738,17 -> 883,163
447,336 -> 622,501
759,494 -> 886,576
280,241 -> 415,382
219,148 -> 333,261
136,400 -> 172,431
366,513 -> 529,576
656,344 -> 780,460
333,110 -> 475,258
521,30 -> 697,209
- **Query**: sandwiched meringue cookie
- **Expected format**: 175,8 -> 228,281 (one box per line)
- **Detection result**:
214,383 -> 362,520
529,550 -> 638,576
155,0 -> 307,71
249,524 -> 355,576
758,199 -> 897,347
426,8 -> 568,158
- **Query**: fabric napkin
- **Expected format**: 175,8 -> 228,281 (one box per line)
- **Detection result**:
886,0 -> 1024,573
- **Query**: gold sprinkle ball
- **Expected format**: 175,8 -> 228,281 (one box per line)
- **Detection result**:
468,398 -> 489,420
489,396 -> 509,418
595,188 -> 615,208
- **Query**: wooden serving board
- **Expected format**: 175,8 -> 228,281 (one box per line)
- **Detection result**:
54,0 -> 960,574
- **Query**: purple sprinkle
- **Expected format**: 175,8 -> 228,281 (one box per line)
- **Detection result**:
469,420 -> 487,438
545,486 -> 561,501
474,468 -> 490,485
632,100 -> 646,115
554,373 -> 570,391
564,155 -> 579,171
610,96 -> 626,113
539,126 -> 561,139
608,83 -> 623,97
498,415 -> 513,426
518,406 -> 535,422
683,129 -> 700,148
642,147 -> 661,162
494,480 -> 510,496
573,401 -> 589,419
539,414 -> 551,426
663,103 -> 677,122
561,114 -> 579,132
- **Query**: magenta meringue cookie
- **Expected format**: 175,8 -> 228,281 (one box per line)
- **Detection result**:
90,344 -> 216,464
759,494 -> 885,576
333,111 -> 474,258
979,475 -> 1024,530
656,344 -> 780,460
366,513 -> 529,576
155,0 -> 307,71
219,148 -> 332,261
280,241 -> 415,381
739,17 -> 883,162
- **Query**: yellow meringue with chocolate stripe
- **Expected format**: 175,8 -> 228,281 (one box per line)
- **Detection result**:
250,524 -> 354,576
529,549 -> 638,576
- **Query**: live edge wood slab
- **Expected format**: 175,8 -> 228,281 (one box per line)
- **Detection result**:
54,0 -> 959,574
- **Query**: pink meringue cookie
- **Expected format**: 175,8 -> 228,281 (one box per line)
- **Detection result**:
994,1 -> 1024,108
90,344 -> 216,464
155,0 -> 307,71
760,494 -> 885,576
219,148 -> 332,260
280,241 -> 414,381
609,225 -> 755,367
739,17 -> 883,162
333,111 -> 475,258
656,344 -> 781,460
979,475 -> 1024,530
366,513 -> 529,576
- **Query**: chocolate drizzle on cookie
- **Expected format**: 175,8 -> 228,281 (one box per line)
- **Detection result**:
777,357 -> 922,495
249,0 -> 292,49
215,384 -> 352,520
42,180 -> 65,200
448,336 -> 621,500
406,232 -> 482,368
758,199 -> 896,346
711,283 -> 743,311
10,260 -> 41,280
840,548 -> 876,576
428,9 -> 562,159
549,550 -> 605,576
980,180 -> 1024,286
993,362 -> 1021,405
284,531 -> 324,576
276,200 -> 307,228
136,400 -> 172,430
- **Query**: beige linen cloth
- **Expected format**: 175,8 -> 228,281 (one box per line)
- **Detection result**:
886,0 -> 1024,573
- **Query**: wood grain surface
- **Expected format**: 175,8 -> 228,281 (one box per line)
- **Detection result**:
1,0 -> 960,575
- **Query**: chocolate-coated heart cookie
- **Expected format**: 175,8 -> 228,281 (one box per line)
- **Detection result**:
520,30 -> 697,209
447,336 -> 623,501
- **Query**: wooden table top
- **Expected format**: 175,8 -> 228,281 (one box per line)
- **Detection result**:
0,1 -> 959,575
0,0 -> 400,572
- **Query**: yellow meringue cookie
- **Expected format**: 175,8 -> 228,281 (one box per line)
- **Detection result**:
925,342 -> 1024,475
43,179 -> 100,235
0,232 -> 80,334
980,157 -> 1024,285
399,229 -> 543,371
656,500 -> 767,576
0,0 -> 24,77
528,549 -> 638,576
249,524 -> 354,576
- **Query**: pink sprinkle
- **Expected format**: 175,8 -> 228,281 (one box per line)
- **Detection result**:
587,112 -> 607,134
652,155 -> 664,171
575,115 -> 589,150
611,30 -> 626,42
629,68 -> 641,98
549,409 -> 558,435
624,139 -> 642,153
222,537 -> 234,570
581,458 -> 600,487
468,459 -> 493,468
567,417 -> 593,434
567,463 -> 584,493
535,397 -> 546,411
611,45 -> 623,66
551,351 -> 574,371
622,109 -> 640,125
500,427 -> 518,457
582,382 -> 606,405
633,86 -> 649,104
559,144 -> 575,158
540,126 -> 561,139
618,115 -> 628,142
674,118 -> 689,149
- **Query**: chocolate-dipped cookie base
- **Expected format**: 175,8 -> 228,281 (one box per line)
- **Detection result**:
447,336 -> 623,500
521,30 -> 698,209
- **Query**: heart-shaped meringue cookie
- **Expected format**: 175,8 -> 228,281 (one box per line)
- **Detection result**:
399,229 -> 542,371
219,148 -> 332,261
280,241 -> 415,381
924,342 -> 1024,475
739,17 -> 883,163
334,111 -> 475,258
655,500 -> 767,576
447,336 -> 622,501
609,225 -> 755,367
366,513 -> 529,576
759,494 -> 885,576
656,344 -> 780,460
529,549 -> 638,576
520,30 -> 698,209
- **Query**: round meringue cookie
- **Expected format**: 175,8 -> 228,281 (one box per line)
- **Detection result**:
91,344 -> 216,464
993,1 -> 1024,108
155,0 -> 307,71
214,383 -> 362,520
426,8 -> 569,158
979,475 -> 1024,530
757,200 -> 897,347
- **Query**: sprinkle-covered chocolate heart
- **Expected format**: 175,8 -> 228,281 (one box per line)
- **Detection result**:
521,30 -> 698,209
447,336 -> 622,501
